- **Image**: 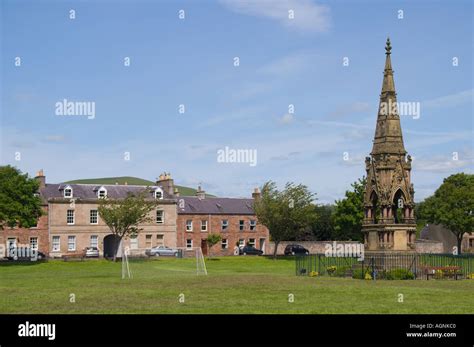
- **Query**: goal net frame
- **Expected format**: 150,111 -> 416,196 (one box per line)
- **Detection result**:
121,246 -> 207,279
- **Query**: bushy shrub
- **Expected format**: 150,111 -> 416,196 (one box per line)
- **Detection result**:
309,271 -> 319,277
326,266 -> 337,275
386,268 -> 415,280
335,266 -> 349,277
352,269 -> 369,279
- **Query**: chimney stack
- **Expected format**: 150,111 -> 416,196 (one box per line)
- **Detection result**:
196,185 -> 205,200
157,172 -> 175,197
35,169 -> 46,190
252,187 -> 261,200
174,187 -> 180,197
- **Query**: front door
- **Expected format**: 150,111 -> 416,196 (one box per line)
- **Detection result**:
103,234 -> 121,258
201,239 -> 208,256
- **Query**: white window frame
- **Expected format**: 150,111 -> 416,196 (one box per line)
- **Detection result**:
64,185 -> 73,198
98,186 -> 107,199
68,236 -> 76,251
30,237 -> 38,251
201,220 -> 208,232
67,210 -> 75,225
248,238 -> 256,247
90,210 -> 98,224
186,239 -> 193,249
52,236 -> 60,252
154,187 -> 164,200
186,220 -> 193,232
239,220 -> 245,231
221,219 -> 229,231
156,210 -> 164,224
130,236 -> 138,250
90,235 -> 98,248
249,220 -> 257,231
221,238 -> 228,249
238,239 -> 245,248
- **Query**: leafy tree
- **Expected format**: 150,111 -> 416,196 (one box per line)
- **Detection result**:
332,177 -> 366,241
0,166 -> 43,229
311,204 -> 335,241
418,173 -> 474,254
205,233 -> 222,259
98,191 -> 158,261
253,181 -> 318,259
414,200 -> 429,236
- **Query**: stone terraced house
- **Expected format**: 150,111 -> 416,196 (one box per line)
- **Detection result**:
0,171 -> 269,258
176,187 -> 269,256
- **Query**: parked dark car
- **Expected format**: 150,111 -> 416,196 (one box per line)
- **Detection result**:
284,244 -> 309,256
239,246 -> 263,256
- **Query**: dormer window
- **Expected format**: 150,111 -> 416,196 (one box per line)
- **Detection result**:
154,187 -> 164,200
97,186 -> 107,199
64,186 -> 73,198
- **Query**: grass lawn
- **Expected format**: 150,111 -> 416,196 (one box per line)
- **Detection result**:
0,257 -> 473,314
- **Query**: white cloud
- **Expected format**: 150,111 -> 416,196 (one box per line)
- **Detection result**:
404,129 -> 472,149
412,155 -> 473,173
279,113 -> 294,124
306,119 -> 372,130
423,89 -> 473,109
328,101 -> 370,118
257,51 -> 317,76
43,135 -> 65,143
219,0 -> 331,33
203,105 -> 268,127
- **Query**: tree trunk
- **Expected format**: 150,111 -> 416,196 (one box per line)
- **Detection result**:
113,235 -> 124,262
457,234 -> 463,255
273,240 -> 280,260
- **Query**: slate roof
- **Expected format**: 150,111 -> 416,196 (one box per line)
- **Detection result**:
178,196 -> 255,215
40,183 -> 173,201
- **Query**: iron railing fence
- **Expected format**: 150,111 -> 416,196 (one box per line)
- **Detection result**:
295,253 -> 474,279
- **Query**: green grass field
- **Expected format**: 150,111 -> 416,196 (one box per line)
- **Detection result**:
1,257 -> 473,314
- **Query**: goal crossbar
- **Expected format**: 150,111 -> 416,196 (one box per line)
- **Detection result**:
121,246 -> 207,279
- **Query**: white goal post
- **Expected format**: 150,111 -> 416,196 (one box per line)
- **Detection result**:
121,246 -> 207,279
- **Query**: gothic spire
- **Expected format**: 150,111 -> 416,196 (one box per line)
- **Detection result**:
381,37 -> 395,97
371,37 -> 406,156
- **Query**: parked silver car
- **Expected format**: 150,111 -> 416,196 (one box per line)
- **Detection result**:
146,246 -> 179,257
85,247 -> 100,258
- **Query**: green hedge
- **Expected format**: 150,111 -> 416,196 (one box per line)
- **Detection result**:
385,268 -> 415,280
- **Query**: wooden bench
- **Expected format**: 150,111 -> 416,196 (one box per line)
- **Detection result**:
422,266 -> 463,280
62,253 -> 85,262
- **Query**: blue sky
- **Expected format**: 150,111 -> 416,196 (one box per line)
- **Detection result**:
1,0 -> 473,203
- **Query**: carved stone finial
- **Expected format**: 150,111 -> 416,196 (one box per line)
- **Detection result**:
385,37 -> 391,55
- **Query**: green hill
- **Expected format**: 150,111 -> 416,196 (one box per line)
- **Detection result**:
65,176 -> 214,197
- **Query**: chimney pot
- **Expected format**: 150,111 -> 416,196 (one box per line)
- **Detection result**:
35,169 -> 46,190
157,171 -> 174,196
252,187 -> 261,200
196,185 -> 205,200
